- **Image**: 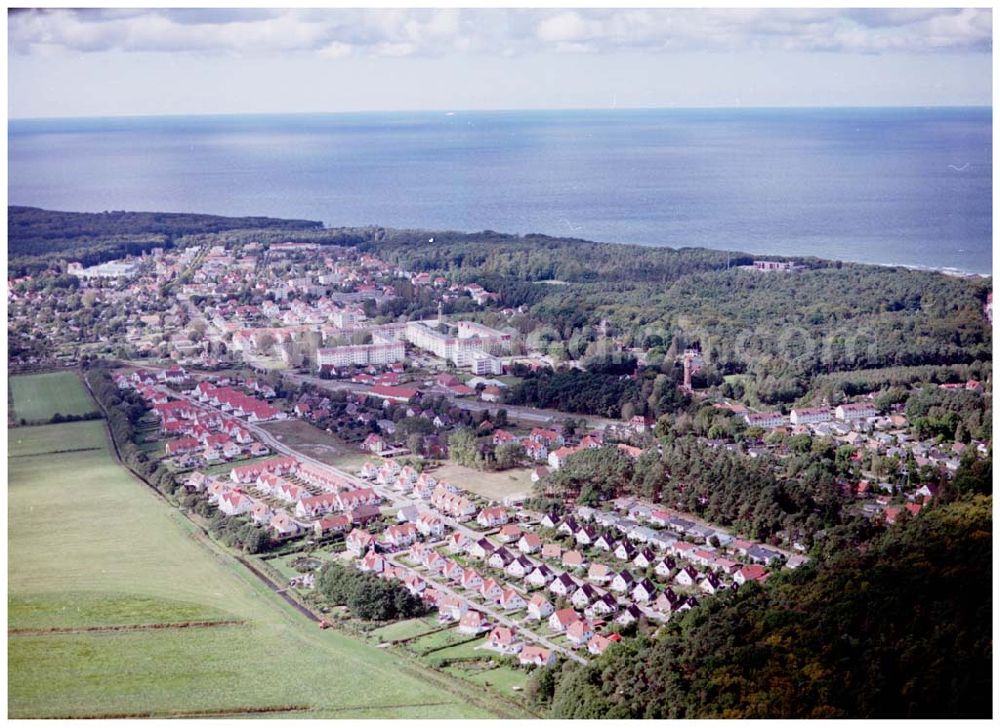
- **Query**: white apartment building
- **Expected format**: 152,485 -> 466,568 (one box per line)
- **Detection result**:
316,341 -> 405,369
790,407 -> 832,426
834,402 -> 878,421
404,320 -> 511,368
743,411 -> 787,429
753,260 -> 796,271
332,308 -> 365,329
470,350 -> 503,375
67,259 -> 144,280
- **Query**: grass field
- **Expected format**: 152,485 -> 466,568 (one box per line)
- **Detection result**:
8,420 -> 107,457
262,552 -> 331,584
372,617 -> 442,643
446,663 -> 528,695
408,626 -> 483,656
9,372 -> 99,424
260,419 -> 369,471
426,637 -> 489,661
432,461 -> 535,502
8,421 -> 521,719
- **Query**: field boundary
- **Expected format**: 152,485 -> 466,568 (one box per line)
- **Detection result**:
9,619 -> 246,636
9,446 -> 103,459
389,623 -> 452,645
418,634 -> 484,656
36,705 -> 313,719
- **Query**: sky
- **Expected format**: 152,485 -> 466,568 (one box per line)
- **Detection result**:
7,7 -> 994,118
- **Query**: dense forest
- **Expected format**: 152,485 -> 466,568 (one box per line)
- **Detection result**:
360,228 -> 756,284
8,206 -> 324,273
533,495 -> 992,719
504,356 -> 689,420
359,229 -> 990,409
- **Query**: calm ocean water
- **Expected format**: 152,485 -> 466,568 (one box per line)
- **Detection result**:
8,108 -> 993,274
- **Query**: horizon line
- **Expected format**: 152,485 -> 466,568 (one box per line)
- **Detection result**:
9,103 -> 993,123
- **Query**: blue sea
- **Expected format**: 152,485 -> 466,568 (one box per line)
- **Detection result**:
8,107 -> 993,275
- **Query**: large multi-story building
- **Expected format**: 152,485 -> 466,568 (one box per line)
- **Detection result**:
404,320 -> 511,367
316,341 -> 405,369
834,402 -> 878,421
332,307 -> 365,329
752,260 -> 796,272
790,407 -> 832,426
469,350 -> 503,375
743,411 -> 787,429
67,259 -> 144,280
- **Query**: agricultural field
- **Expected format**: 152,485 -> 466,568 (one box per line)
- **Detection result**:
432,461 -> 535,502
8,419 -> 106,457
8,421 -> 523,719
9,371 -> 99,424
260,418 -> 369,471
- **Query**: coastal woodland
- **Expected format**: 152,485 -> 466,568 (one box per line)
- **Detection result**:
9,207 -> 992,719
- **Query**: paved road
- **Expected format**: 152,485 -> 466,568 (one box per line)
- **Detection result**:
386,550 -> 589,666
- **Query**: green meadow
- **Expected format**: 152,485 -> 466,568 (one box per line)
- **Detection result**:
8,420 -> 519,718
9,371 -> 99,424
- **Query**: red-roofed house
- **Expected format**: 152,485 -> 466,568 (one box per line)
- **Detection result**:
519,646 -> 556,667
313,514 -> 351,537
346,528 -> 375,556
588,632 -> 621,656
166,437 -> 199,456
734,565 -> 769,585
218,490 -> 251,516
477,506 -> 509,528
548,607 -> 582,633
486,626 -> 521,654
457,610 -> 488,635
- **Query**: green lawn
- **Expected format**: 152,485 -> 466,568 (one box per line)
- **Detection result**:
262,552 -> 330,584
8,421 -> 519,719
372,617 -> 442,643
408,626 -> 476,654
446,663 -> 528,695
199,454 -> 274,477
426,637 -> 489,661
9,371 -> 99,424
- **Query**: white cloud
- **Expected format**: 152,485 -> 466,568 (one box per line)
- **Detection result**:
536,12 -> 593,43
318,41 -> 352,60
7,8 -> 992,59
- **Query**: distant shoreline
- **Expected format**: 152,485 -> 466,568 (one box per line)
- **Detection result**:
8,105 -> 993,125
872,262 -> 991,280
10,108 -> 989,276
8,204 -> 992,279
